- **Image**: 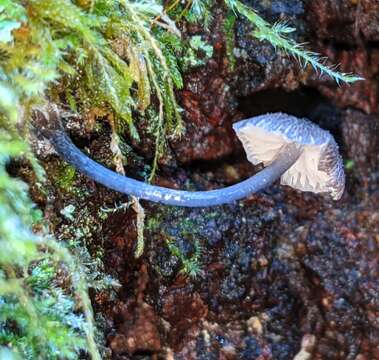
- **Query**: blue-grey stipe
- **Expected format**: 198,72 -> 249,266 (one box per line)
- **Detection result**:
50,130 -> 302,207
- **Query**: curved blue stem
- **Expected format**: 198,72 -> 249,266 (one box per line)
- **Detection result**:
50,130 -> 301,207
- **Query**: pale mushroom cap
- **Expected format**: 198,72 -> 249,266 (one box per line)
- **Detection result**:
233,113 -> 345,200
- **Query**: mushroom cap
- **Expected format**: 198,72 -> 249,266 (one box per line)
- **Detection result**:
233,113 -> 345,200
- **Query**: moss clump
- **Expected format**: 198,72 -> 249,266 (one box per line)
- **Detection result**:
224,12 -> 237,71
166,236 -> 203,278
145,207 -> 205,278
0,138 -> 100,358
182,35 -> 214,70
224,0 -> 363,84
0,259 -> 87,359
56,164 -> 77,192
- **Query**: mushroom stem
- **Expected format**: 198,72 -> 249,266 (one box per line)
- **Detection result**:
50,130 -> 302,207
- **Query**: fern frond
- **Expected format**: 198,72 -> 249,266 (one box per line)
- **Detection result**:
225,0 -> 364,84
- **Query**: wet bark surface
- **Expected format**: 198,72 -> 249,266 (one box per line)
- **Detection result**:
35,0 -> 379,359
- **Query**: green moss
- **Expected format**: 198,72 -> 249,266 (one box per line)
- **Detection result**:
184,0 -> 214,28
145,207 -> 204,278
145,215 -> 163,232
225,0 -> 363,84
56,164 -> 76,192
166,236 -> 203,278
1,0 -> 184,179
182,35 -> 214,70
224,12 -> 236,71
0,143 -> 100,359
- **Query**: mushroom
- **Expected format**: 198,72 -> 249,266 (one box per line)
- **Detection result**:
233,113 -> 345,201
39,109 -> 345,207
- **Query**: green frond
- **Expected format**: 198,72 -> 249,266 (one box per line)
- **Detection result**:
166,237 -> 203,278
186,0 -> 214,28
225,0 -> 364,84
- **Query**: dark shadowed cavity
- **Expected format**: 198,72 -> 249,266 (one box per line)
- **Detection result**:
237,87 -> 343,144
